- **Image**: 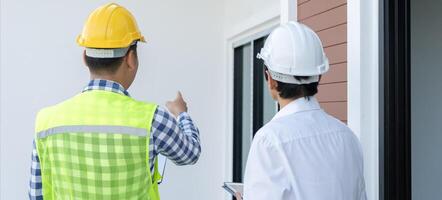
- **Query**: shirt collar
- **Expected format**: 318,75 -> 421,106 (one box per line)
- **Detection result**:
82,79 -> 130,96
271,96 -> 321,121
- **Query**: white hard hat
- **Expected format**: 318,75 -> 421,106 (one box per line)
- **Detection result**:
257,21 -> 329,84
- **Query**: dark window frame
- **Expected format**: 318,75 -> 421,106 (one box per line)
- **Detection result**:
252,37 -> 267,136
233,47 -> 244,183
381,0 -> 411,199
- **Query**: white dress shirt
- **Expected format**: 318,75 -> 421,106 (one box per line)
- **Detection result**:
243,97 -> 367,200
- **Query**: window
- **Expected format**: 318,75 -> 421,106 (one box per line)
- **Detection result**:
232,36 -> 278,182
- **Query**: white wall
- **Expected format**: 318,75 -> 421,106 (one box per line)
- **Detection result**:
224,0 -> 280,39
411,0 -> 442,199
0,0 -> 226,199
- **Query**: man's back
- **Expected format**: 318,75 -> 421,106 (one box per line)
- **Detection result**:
243,98 -> 366,200
30,80 -> 201,200
35,90 -> 159,199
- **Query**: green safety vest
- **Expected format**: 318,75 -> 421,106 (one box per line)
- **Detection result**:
35,90 -> 161,200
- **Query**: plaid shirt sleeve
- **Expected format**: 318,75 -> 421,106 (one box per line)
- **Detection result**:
151,106 -> 201,165
29,140 -> 43,200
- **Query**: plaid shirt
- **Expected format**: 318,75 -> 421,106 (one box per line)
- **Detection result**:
29,79 -> 201,200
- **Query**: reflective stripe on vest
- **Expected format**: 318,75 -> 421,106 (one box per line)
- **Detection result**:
37,125 -> 148,138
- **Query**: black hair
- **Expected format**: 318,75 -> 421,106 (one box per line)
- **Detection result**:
276,78 -> 319,99
85,44 -> 137,74
264,67 -> 319,99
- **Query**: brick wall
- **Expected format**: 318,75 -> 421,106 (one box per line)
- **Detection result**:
298,0 -> 347,122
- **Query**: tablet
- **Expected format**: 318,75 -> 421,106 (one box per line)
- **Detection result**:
222,182 -> 243,197
157,155 -> 167,184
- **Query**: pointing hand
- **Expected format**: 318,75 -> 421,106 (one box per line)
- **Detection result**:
166,92 -> 188,118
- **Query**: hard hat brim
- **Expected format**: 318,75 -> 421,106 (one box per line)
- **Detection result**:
77,33 -> 146,48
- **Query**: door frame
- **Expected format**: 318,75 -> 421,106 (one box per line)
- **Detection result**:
347,0 -> 380,199
381,0 -> 411,199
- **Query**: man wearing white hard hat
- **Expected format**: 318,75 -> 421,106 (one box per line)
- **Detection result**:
236,22 -> 367,200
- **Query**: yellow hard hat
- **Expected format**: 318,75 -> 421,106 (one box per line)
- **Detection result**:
77,3 -> 146,49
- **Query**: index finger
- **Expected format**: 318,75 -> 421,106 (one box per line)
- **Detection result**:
176,91 -> 183,100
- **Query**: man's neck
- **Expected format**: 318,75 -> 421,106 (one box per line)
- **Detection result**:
277,95 -> 309,109
277,97 -> 296,110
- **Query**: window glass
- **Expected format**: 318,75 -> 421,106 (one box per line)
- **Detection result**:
241,44 -> 252,177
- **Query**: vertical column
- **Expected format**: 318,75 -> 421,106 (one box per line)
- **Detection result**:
280,0 -> 297,23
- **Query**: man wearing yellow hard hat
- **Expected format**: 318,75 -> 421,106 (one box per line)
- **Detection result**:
28,3 -> 201,200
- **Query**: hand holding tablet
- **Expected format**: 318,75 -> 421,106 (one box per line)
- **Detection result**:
222,182 -> 243,199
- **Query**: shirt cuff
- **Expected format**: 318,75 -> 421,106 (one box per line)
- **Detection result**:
177,112 -> 192,122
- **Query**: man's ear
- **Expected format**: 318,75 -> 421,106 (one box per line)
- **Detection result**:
125,49 -> 138,71
83,50 -> 87,67
266,70 -> 278,90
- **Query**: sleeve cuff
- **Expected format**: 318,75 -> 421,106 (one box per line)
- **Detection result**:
177,112 -> 191,122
